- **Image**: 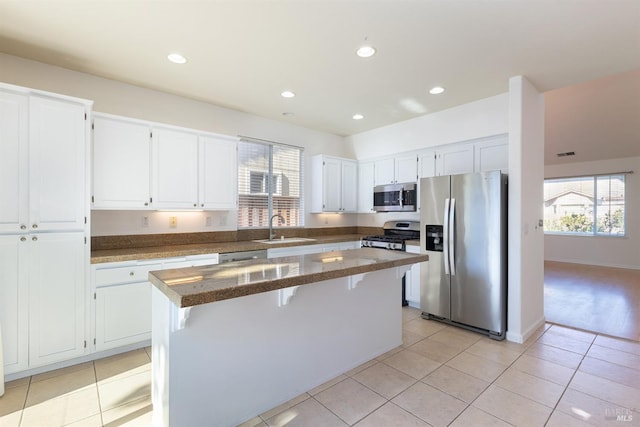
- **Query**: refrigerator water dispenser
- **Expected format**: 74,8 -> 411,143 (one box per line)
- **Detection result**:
425,225 -> 443,252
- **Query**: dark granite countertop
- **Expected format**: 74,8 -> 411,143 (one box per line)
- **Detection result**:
148,247 -> 429,308
91,234 -> 367,264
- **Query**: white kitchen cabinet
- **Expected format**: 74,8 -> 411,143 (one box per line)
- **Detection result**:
29,96 -> 87,231
92,115 -> 152,209
374,154 -> 418,185
435,143 -> 474,176
29,232 -> 87,368
93,260 -> 161,351
357,161 -> 375,213
0,235 -> 28,374
92,254 -> 219,352
405,243 -> 422,308
0,91 -> 28,234
474,136 -> 509,173
418,150 -> 436,179
152,127 -> 199,209
199,135 -> 237,210
311,155 -> 358,213
1,84 -> 91,376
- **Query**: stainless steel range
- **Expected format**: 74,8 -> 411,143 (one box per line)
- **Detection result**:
361,220 -> 421,251
361,220 -> 420,306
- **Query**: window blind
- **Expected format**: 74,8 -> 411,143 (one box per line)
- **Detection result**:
237,138 -> 304,228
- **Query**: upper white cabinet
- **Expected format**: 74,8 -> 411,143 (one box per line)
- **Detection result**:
92,113 -> 238,211
0,91 -> 87,233
0,91 -> 28,234
374,154 -> 418,185
93,116 -> 152,209
435,143 -> 474,176
199,135 -> 237,210
475,136 -> 509,173
357,161 -> 375,213
311,155 -> 357,213
152,127 -> 199,209
418,150 -> 436,179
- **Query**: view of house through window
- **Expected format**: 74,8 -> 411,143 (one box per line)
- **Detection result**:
543,174 -> 626,236
237,138 -> 303,228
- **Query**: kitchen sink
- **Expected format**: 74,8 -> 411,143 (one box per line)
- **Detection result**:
253,237 -> 317,244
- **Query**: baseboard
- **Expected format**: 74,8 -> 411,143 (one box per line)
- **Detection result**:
506,315 -> 546,344
544,257 -> 640,270
4,340 -> 150,382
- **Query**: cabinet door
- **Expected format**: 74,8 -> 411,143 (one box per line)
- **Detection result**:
0,235 -> 29,374
405,244 -> 421,307
475,138 -> 508,173
418,151 -> 436,179
322,157 -> 342,212
93,116 -> 152,209
0,91 -> 28,234
95,282 -> 151,351
199,135 -> 237,209
436,144 -> 474,176
29,96 -> 87,231
357,161 -> 375,213
341,160 -> 358,212
374,158 -> 395,185
152,128 -> 199,209
395,155 -> 417,183
29,232 -> 86,367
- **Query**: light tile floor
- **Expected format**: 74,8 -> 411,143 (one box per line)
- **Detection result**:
2,307 -> 639,426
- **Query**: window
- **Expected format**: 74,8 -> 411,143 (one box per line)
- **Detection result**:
237,138 -> 303,228
543,174 -> 626,236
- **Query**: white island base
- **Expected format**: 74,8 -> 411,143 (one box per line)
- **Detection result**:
151,266 -> 408,427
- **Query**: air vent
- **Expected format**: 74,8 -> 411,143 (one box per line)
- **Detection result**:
556,151 -> 576,157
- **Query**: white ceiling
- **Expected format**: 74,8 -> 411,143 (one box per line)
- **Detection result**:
0,0 -> 639,164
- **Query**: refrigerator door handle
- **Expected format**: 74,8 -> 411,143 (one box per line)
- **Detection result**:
443,198 -> 450,275
449,198 -> 456,276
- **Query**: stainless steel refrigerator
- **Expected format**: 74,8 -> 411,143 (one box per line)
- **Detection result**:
420,171 -> 507,339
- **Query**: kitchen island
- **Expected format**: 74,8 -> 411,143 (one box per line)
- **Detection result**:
149,247 -> 428,427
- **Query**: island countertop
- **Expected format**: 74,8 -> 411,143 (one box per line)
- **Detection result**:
148,247 -> 428,308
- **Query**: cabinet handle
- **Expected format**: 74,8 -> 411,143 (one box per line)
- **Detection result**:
20,224 -> 26,230
193,203 -> 197,207
201,203 -> 204,207
32,224 -> 38,229
144,202 -> 149,206
20,236 -> 26,242
129,271 -> 135,276
32,236 -> 38,241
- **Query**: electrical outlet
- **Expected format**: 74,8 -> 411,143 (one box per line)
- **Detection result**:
324,217 -> 329,225
205,216 -> 212,227
169,216 -> 178,228
220,216 -> 227,226
142,216 -> 149,227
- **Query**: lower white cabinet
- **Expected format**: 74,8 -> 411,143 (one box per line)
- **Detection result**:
92,254 -> 219,352
405,243 -> 422,308
29,232 -> 87,368
95,282 -> 152,351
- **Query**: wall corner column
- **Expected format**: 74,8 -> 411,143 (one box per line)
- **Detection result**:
507,76 -> 546,343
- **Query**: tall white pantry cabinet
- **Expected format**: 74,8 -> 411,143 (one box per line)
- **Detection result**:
0,84 -> 92,375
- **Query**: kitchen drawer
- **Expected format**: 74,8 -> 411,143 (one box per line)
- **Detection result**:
94,263 -> 161,287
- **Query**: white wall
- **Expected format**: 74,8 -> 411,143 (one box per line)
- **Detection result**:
507,76 -> 545,344
544,156 -> 640,269
0,53 -> 357,235
345,93 -> 509,159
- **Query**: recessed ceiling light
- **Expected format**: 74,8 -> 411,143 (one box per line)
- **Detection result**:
429,86 -> 445,95
356,45 -> 376,58
281,90 -> 295,98
352,114 -> 364,120
167,53 -> 187,64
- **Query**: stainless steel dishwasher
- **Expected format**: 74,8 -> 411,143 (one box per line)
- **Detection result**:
218,249 -> 267,264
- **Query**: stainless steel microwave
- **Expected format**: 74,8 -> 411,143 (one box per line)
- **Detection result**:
373,182 -> 417,212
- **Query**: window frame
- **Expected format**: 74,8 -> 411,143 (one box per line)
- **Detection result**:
543,174 -> 627,237
237,138 -> 304,229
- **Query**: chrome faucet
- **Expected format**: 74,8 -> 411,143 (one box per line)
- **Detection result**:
269,214 -> 285,240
